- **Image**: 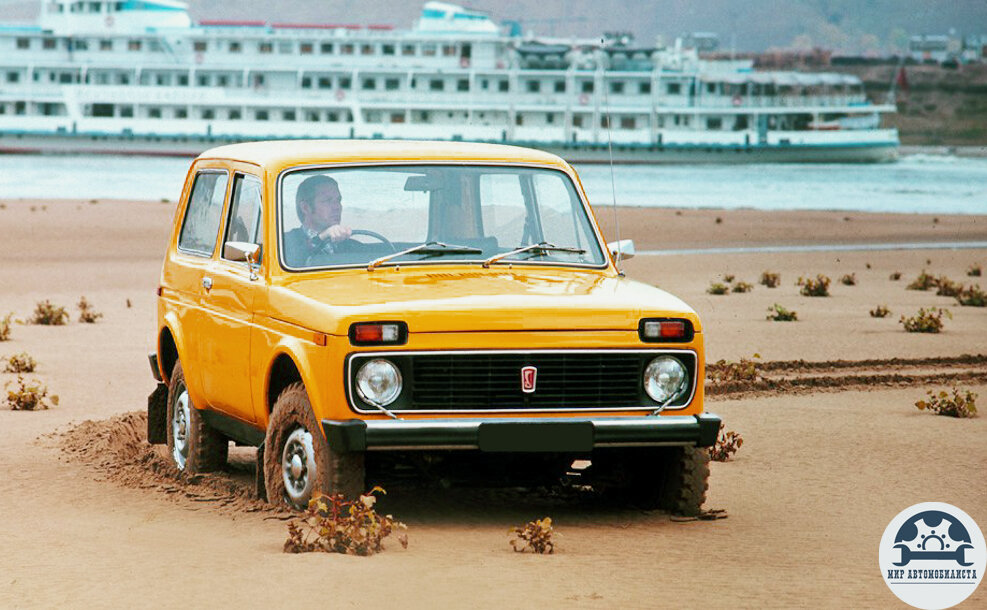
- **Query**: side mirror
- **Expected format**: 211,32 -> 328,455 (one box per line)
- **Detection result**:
607,239 -> 636,262
224,241 -> 260,263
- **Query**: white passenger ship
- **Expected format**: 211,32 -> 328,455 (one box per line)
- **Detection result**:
0,0 -> 899,162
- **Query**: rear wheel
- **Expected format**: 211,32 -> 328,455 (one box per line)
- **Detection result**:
165,361 -> 228,474
263,382 -> 364,509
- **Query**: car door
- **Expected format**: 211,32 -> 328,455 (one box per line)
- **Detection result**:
198,171 -> 265,423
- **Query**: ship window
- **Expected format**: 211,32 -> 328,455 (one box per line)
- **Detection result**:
230,109 -> 241,119
128,40 -> 142,51
620,116 -> 635,129
16,38 -> 30,49
442,44 -> 457,56
74,40 -> 89,51
43,38 -> 57,50
284,110 -> 296,121
581,81 -> 594,93
361,44 -> 373,55
149,40 -> 162,52
156,74 -> 167,85
178,74 -> 188,86
362,78 -> 376,90
706,117 -> 722,129
515,114 -> 523,126
202,109 -> 215,119
198,75 -> 209,86
100,39 -> 112,51
15,101 -> 25,115
429,79 -> 444,91
328,112 -> 339,122
339,77 -> 351,89
554,80 -> 565,93
706,82 -> 716,94
639,82 -> 651,94
402,44 -> 415,56
0,105 -> 4,114
320,42 -> 333,54
382,44 -> 395,55
385,78 -> 399,91
218,75 -> 229,86
252,75 -> 264,87
301,76 -> 312,88
193,41 -> 207,52
600,116 -> 609,128
257,42 -> 271,53
176,108 -> 188,119
6,72 -> 19,83
682,115 -> 690,126
148,107 -> 161,118
229,41 -> 242,53
656,115 -> 664,127
88,2 -> 100,11
390,112 -> 404,123
480,79 -> 488,90
306,111 -> 319,121
318,77 -> 331,89
667,82 -> 681,94
498,80 -> 509,92
422,44 -> 436,57
609,81 -> 624,94
572,115 -> 583,128
59,73 -> 73,84
300,43 -> 313,55
546,113 -> 555,124
341,44 -> 354,55
457,79 -> 469,92
119,74 -> 129,84
256,110 -> 269,121
525,80 -> 539,93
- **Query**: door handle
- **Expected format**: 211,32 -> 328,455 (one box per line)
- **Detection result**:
202,276 -> 213,291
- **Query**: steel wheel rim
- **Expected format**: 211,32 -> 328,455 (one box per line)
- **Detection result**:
281,427 -> 316,508
171,384 -> 190,471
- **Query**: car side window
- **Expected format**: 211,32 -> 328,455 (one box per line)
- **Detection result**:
223,174 -> 263,254
178,171 -> 229,256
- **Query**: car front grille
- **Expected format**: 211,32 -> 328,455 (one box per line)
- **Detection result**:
347,350 -> 696,412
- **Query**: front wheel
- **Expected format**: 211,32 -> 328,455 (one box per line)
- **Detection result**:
263,382 -> 364,509
165,360 -> 228,474
587,446 -> 709,515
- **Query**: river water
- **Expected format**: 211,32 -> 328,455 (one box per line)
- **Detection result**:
0,152 -> 985,215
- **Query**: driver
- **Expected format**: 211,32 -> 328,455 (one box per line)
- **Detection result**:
283,175 -> 352,266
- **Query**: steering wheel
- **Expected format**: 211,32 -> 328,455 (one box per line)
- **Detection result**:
349,229 -> 396,253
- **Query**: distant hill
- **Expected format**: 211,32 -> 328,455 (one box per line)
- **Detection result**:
3,0 -> 986,53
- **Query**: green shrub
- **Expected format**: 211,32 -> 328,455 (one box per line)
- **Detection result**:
766,303 -> 798,321
77,296 -> 103,324
968,263 -> 982,277
29,300 -> 68,326
284,488 -> 407,555
707,354 -> 761,384
707,282 -> 729,295
899,307 -> 951,333
889,271 -> 902,281
4,352 -> 36,373
722,274 -> 735,283
839,273 -> 856,286
509,517 -> 555,554
731,281 -> 753,293
935,276 -> 961,297
955,284 -> 986,307
5,376 -> 58,411
709,423 -> 743,462
797,275 -> 830,297
906,270 -> 935,291
759,271 -> 780,288
870,305 -> 891,318
915,388 -> 978,418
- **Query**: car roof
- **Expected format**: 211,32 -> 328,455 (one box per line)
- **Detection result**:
196,139 -> 571,173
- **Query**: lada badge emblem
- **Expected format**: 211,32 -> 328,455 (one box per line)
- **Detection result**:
521,366 -> 537,393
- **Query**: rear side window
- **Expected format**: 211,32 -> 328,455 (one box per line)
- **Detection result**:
223,174 -> 263,251
178,171 -> 229,256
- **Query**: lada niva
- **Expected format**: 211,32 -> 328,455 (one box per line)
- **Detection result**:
146,140 -> 720,514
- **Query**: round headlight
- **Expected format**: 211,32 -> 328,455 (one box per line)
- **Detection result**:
355,359 -> 402,406
644,356 -> 688,404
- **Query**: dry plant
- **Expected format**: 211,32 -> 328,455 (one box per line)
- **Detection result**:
722,274 -> 735,283
934,276 -> 961,297
968,263 -> 982,277
731,281 -> 753,293
889,271 -> 902,281
797,275 -> 830,297
906,270 -> 936,291
509,517 -> 555,554
4,352 -> 36,373
915,388 -> 978,418
0,312 -> 13,341
29,300 -> 69,326
709,423 -> 744,462
869,304 -> 891,318
766,303 -> 798,321
283,487 -> 407,556
839,273 -> 857,286
759,271 -> 780,288
77,297 -> 103,323
900,307 -> 951,333
955,285 -> 986,307
706,282 -> 729,295
707,354 -> 761,384
5,376 -> 59,411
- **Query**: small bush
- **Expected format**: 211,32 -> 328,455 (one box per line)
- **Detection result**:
760,271 -> 780,288
839,273 -> 857,286
906,270 -> 935,291
709,423 -> 743,462
731,281 -> 753,293
797,274 -> 830,297
722,274 -> 735,283
4,352 -> 36,373
899,307 -> 951,333
955,284 -> 986,307
934,276 -> 961,297
29,300 -> 69,326
707,282 -> 729,295
869,305 -> 891,318
509,517 -> 555,554
0,312 -> 13,341
889,271 -> 902,281
284,488 -> 407,556
968,264 -> 982,277
77,296 -> 103,324
707,354 -> 761,384
915,388 -> 978,418
766,303 -> 798,321
5,376 -> 58,410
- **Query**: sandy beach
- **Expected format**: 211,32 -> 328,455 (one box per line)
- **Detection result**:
0,198 -> 984,608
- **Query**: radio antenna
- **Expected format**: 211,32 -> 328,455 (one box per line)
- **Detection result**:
602,37 -> 623,275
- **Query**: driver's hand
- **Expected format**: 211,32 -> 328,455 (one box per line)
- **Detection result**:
322,224 -> 351,242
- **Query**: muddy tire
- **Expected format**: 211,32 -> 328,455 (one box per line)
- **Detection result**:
657,446 -> 710,517
263,382 -> 364,509
165,361 -> 228,474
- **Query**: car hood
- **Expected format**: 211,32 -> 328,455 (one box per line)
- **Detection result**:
267,266 -> 700,335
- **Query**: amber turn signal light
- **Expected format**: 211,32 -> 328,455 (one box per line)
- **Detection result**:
638,318 -> 693,343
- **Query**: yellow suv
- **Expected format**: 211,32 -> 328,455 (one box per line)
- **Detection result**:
146,140 -> 720,514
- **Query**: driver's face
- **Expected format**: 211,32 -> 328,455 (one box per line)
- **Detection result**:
307,183 -> 342,229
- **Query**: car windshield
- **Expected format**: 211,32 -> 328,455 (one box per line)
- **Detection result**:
278,164 -> 607,270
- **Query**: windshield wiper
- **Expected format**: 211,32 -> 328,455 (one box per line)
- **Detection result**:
367,241 -> 482,271
482,242 -> 586,268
